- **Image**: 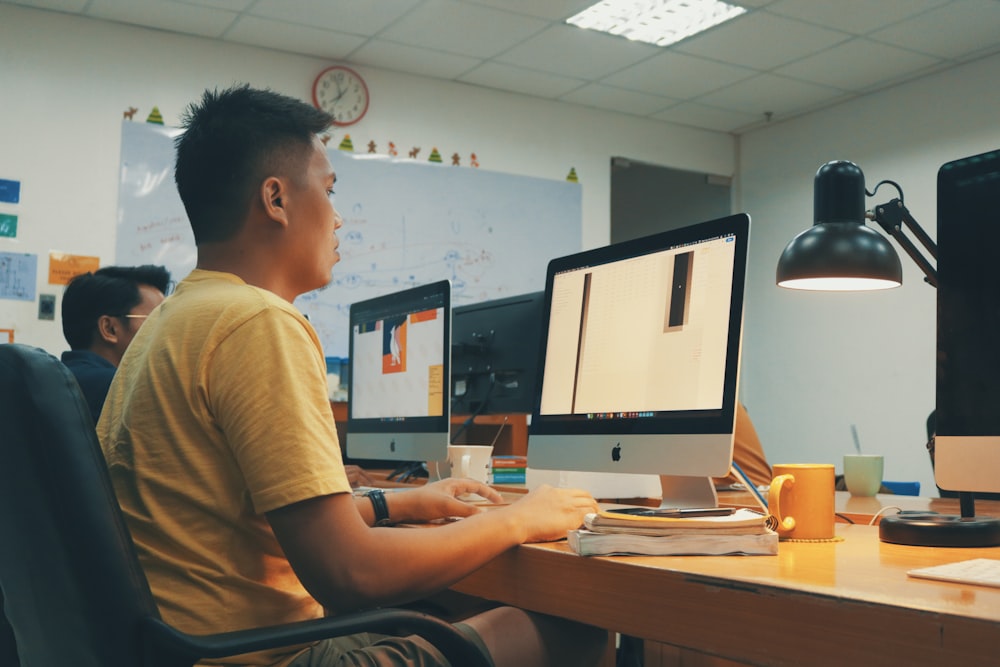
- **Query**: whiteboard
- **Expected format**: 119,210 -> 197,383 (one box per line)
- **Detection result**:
117,121 -> 582,357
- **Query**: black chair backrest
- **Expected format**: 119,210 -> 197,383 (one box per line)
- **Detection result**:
0,344 -> 161,667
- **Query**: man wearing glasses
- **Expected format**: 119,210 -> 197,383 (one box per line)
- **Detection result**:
60,264 -> 171,422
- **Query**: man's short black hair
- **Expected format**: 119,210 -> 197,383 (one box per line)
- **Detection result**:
61,265 -> 172,350
174,84 -> 334,246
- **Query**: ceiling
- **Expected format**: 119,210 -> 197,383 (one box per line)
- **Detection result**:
8,0 -> 1000,134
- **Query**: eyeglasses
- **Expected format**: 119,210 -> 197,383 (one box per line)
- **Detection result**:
120,314 -> 150,320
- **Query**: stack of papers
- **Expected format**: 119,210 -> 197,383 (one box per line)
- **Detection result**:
568,507 -> 778,557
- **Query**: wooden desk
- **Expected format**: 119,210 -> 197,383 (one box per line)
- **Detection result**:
451,523 -> 1000,666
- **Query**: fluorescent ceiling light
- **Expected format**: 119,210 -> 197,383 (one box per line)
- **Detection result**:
566,0 -> 747,47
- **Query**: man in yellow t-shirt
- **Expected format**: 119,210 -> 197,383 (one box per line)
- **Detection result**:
98,84 -> 606,667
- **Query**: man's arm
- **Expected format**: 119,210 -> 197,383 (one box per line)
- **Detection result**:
267,480 -> 597,614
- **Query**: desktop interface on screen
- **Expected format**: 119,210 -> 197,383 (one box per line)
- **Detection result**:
528,213 -> 749,483
346,280 -> 451,464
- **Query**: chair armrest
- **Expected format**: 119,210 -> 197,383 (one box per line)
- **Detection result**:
141,608 -> 491,667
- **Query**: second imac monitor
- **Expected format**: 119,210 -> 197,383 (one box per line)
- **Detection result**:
527,214 -> 750,497
346,280 -> 451,464
451,291 -> 545,416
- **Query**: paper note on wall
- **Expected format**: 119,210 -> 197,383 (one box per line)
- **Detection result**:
49,252 -> 101,285
0,252 -> 37,301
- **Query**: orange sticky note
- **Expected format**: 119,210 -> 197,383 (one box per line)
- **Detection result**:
49,252 -> 101,285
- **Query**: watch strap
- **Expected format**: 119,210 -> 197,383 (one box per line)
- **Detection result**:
366,489 -> 393,527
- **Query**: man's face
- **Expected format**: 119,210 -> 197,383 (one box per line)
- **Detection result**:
111,283 -> 165,363
285,139 -> 342,295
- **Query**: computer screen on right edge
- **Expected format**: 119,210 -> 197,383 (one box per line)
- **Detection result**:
935,148 -> 1000,495
527,213 -> 749,481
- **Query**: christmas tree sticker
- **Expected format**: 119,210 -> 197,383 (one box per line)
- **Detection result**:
146,106 -> 164,125
428,147 -> 442,163
338,134 -> 354,152
566,167 -> 579,182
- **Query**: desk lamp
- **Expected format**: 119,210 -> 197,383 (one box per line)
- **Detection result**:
776,159 -> 1000,547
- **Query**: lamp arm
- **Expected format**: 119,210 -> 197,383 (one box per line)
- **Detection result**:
869,198 -> 939,288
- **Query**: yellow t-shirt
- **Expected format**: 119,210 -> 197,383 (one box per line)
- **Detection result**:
99,270 -> 350,666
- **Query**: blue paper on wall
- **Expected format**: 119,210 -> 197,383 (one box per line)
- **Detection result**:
0,179 -> 21,204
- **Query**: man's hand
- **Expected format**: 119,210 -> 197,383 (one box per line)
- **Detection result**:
386,478 -> 504,523
500,485 -> 599,543
344,464 -> 375,489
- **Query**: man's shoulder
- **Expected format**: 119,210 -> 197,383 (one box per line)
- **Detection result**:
181,271 -> 298,315
61,350 -> 115,371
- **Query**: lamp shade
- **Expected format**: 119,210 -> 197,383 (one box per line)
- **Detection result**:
776,160 -> 903,291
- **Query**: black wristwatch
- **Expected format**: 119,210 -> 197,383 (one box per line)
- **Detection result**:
365,489 -> 393,527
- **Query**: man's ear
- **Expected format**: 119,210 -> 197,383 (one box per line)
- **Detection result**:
262,177 -> 289,226
96,315 -> 120,345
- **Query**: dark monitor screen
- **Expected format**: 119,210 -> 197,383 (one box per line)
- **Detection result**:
527,213 -> 749,482
451,291 -> 544,416
346,280 -> 451,464
935,148 -> 1000,495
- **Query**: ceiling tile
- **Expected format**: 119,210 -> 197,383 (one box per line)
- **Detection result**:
2,0 -> 90,11
496,23 -> 659,80
248,0 -> 419,35
172,0 -> 254,12
351,39 -> 482,79
696,73 -> 849,118
467,0 -> 594,21
602,50 -> 757,99
765,0 -> 949,35
559,83 -> 677,116
379,0 -> 548,59
776,38 -> 942,92
87,0 -> 238,37
650,102 -> 760,133
458,61 -> 584,98
674,11 -> 850,70
224,15 -> 367,59
9,0 -> 1000,134
869,0 -> 1000,60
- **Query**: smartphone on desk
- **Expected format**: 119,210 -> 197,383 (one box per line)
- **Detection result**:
606,507 -> 736,518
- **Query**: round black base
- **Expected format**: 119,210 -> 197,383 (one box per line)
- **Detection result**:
879,512 -> 1000,547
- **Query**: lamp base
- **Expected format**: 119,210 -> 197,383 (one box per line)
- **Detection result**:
879,512 -> 1000,547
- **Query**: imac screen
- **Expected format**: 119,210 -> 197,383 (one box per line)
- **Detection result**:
451,291 -> 544,416
346,280 -> 451,463
935,148 -> 1000,495
528,214 -> 749,480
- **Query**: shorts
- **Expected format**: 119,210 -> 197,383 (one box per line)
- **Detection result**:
284,622 -> 493,667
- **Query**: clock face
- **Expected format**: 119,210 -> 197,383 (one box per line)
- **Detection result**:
312,66 -> 369,127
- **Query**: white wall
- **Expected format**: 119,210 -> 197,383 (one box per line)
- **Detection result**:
738,52 -> 1000,496
0,4 -> 733,355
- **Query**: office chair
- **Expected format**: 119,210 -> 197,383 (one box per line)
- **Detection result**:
0,344 -> 490,667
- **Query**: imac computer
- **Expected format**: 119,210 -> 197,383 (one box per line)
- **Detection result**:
451,291 -> 545,417
346,280 -> 451,468
527,213 -> 750,508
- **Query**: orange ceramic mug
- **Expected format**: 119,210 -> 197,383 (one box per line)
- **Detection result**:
768,463 -> 836,540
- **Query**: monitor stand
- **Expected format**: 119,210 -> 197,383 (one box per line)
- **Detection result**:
658,475 -> 718,509
878,492 -> 1000,547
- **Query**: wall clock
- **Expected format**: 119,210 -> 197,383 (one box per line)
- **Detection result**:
312,65 -> 369,126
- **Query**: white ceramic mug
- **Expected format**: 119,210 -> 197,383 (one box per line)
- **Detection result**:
843,454 -> 884,497
447,444 -> 493,484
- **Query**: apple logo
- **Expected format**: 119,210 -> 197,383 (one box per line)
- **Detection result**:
389,440 -> 396,452
611,442 -> 621,462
